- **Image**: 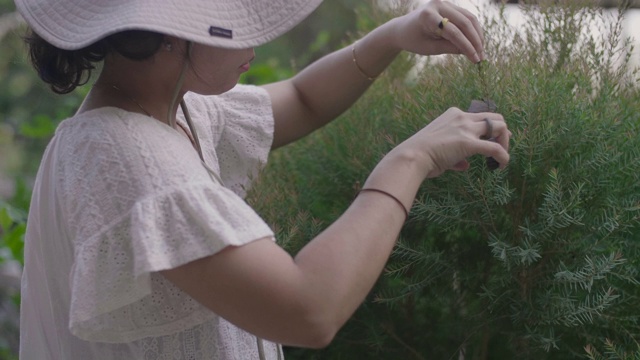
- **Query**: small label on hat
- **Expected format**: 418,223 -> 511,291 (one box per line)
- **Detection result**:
209,26 -> 233,39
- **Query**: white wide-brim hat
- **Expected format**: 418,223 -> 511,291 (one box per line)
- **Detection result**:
15,0 -> 324,50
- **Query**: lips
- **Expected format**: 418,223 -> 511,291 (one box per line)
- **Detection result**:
240,55 -> 255,72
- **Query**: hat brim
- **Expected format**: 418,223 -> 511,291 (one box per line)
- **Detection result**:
16,0 -> 324,50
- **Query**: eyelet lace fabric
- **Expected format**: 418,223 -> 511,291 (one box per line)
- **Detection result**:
19,85 -> 283,359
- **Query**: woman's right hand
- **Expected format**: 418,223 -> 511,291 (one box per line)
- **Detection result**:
392,107 -> 511,179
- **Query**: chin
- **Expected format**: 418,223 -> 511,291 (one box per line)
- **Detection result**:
218,82 -> 239,94
194,81 -> 238,96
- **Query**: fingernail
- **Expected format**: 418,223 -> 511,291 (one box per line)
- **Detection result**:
481,51 -> 487,60
473,53 -> 481,63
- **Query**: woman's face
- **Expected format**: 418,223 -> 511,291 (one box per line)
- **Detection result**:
183,42 -> 255,95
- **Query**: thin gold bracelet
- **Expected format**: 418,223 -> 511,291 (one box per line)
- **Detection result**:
351,41 -> 377,81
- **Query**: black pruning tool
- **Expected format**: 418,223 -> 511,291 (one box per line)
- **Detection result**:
467,60 -> 500,171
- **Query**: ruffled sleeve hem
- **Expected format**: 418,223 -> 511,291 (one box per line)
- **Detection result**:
184,85 -> 274,198
68,182 -> 274,342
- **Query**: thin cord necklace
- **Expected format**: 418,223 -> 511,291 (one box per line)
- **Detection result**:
96,83 -> 225,186
109,84 -> 153,118
107,85 -> 195,147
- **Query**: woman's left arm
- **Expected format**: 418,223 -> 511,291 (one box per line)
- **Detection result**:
263,0 -> 486,149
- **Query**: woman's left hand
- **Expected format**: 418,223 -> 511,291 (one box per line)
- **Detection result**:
390,0 -> 485,63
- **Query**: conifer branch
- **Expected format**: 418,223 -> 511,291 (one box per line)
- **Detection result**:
381,323 -> 426,360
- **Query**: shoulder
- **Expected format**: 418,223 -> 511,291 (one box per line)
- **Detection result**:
183,84 -> 272,118
54,108 -> 210,192
58,107 -> 196,153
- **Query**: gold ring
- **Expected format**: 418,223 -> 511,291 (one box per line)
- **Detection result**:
436,17 -> 449,37
439,17 -> 449,30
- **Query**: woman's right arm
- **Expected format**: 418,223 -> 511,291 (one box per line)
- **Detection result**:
160,108 -> 510,348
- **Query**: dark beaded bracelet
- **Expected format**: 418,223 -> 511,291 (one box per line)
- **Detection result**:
357,188 -> 409,221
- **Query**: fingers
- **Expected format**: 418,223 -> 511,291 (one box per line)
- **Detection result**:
428,1 -> 485,62
472,114 -> 509,144
473,139 -> 510,169
409,109 -> 511,177
451,159 -> 470,172
450,3 -> 485,56
471,115 -> 511,168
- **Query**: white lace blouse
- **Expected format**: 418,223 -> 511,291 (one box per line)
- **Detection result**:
19,85 -> 284,359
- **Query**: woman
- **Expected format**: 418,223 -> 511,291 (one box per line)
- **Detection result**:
16,0 -> 510,358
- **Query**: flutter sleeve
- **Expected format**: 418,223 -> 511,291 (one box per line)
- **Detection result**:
56,110 -> 274,342
182,84 -> 274,198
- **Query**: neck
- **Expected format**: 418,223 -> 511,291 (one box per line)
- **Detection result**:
78,53 -> 187,126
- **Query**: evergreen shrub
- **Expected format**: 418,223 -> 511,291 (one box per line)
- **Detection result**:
247,1 -> 640,359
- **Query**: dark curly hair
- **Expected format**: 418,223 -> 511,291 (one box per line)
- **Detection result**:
25,30 -> 164,94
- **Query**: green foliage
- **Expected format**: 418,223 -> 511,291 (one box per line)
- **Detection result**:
241,0 -> 369,85
18,114 -> 57,139
585,339 -> 640,360
0,6 -> 86,178
0,6 -> 81,357
0,200 -> 26,266
248,1 -> 640,359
